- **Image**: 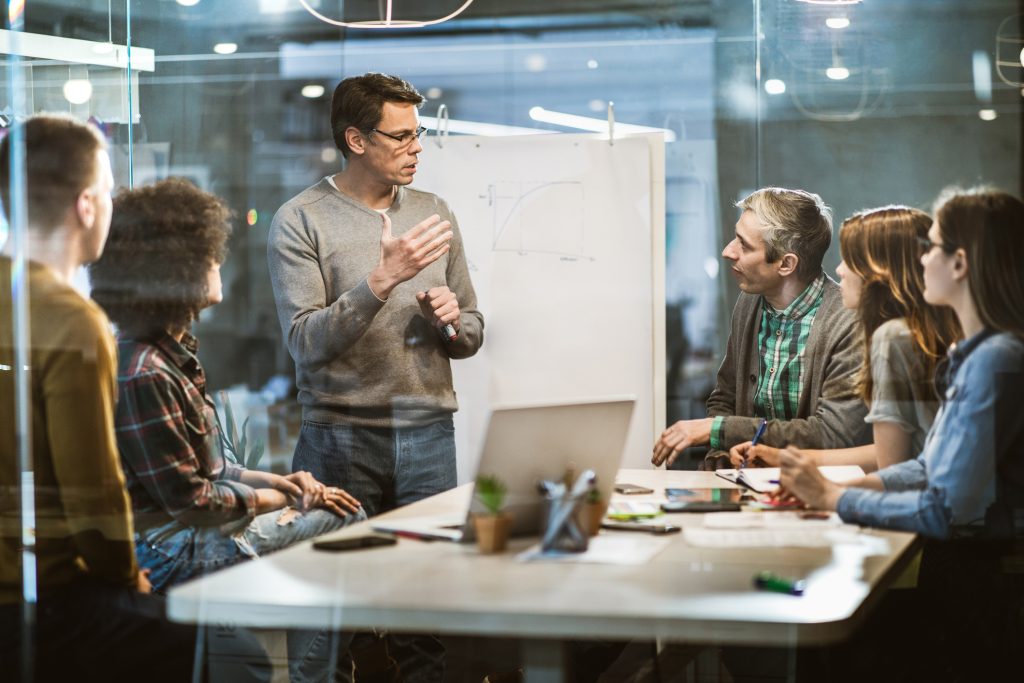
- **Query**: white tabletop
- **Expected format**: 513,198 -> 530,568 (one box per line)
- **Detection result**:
168,469 -> 918,647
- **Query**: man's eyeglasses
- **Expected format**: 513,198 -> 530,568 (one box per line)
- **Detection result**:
916,236 -> 957,256
368,125 -> 428,148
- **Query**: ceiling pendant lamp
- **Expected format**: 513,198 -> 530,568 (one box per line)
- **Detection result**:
297,0 -> 475,29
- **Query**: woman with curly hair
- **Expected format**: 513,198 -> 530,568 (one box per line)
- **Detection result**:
729,205 -> 961,471
90,177 -> 364,682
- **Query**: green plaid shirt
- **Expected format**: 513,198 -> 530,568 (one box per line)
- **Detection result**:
710,273 -> 826,449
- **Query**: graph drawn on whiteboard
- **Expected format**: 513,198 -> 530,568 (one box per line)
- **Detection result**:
486,180 -> 591,260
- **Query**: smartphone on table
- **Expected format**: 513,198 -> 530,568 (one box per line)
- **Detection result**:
312,534 -> 397,552
661,487 -> 743,513
614,483 -> 655,495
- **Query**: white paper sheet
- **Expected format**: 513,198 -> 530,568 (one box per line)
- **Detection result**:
516,533 -> 672,564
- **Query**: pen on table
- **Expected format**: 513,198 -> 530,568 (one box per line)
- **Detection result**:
385,530 -> 437,543
742,419 -> 768,470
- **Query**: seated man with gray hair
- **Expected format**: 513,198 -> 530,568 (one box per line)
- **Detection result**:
653,187 -> 870,469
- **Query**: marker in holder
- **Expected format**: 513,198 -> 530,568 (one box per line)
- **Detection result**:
441,323 -> 458,342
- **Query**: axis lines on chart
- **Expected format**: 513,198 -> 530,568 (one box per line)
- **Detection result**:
481,180 -> 592,261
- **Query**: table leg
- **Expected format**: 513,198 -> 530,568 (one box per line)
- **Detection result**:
521,638 -> 566,683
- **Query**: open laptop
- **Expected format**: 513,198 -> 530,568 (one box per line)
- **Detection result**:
371,396 -> 636,542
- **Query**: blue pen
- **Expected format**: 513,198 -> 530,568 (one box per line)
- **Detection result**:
742,419 -> 768,470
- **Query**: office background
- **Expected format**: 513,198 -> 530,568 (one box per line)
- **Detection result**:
3,1 -> 1022,475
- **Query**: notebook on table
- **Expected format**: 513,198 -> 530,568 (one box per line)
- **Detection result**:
715,465 -> 865,493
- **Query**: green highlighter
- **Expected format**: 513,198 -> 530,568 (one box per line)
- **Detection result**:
753,571 -> 805,596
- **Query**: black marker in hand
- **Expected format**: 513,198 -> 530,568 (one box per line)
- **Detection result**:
419,288 -> 460,342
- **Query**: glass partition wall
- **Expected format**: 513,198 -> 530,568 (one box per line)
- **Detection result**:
3,0 -> 1022,680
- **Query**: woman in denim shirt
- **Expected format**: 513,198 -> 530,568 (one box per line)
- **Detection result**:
777,187 -> 1024,538
777,188 -> 1024,679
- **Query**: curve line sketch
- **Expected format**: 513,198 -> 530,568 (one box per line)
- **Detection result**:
487,180 -> 589,259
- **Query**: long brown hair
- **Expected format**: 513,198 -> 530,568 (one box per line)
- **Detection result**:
933,187 -> 1024,339
840,206 -> 961,403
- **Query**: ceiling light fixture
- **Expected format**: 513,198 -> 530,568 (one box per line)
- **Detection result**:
213,42 -> 238,55
176,0 -> 201,6
63,79 -> 93,105
796,1 -> 861,5
301,84 -> 325,99
978,108 -> 998,121
297,0 -> 475,29
825,17 -> 850,29
826,66 -> 850,80
420,116 -> 548,137
528,106 -> 677,142
764,79 -> 787,95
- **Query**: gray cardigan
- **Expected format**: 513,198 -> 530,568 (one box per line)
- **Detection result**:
704,277 -> 871,467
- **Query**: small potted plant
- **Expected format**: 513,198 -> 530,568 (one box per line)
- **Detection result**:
473,474 -> 511,553
577,487 -> 607,537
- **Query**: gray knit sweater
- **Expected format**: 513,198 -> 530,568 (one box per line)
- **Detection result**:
268,179 -> 484,427
704,277 -> 871,466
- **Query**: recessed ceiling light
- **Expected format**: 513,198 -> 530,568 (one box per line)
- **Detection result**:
587,59 -> 599,69
1020,46 -> 1024,67
978,109 -> 997,121
213,43 -> 237,55
764,79 -> 786,95
63,79 -> 93,105
321,147 -> 339,163
825,17 -> 850,29
426,87 -> 443,100
588,99 -> 605,112
525,54 -> 547,73
301,84 -> 325,99
176,0 -> 201,6
826,67 -> 850,80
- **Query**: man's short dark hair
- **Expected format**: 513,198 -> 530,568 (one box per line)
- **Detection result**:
330,73 -> 424,158
0,113 -> 107,231
90,178 -> 232,337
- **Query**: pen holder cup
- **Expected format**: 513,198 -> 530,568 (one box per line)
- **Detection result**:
540,494 -> 589,554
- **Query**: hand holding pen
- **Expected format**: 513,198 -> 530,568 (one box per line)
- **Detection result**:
736,419 -> 768,470
417,286 -> 461,342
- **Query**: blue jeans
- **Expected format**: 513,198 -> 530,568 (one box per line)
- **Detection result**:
137,506 -> 365,683
293,417 -> 457,682
293,417 -> 458,518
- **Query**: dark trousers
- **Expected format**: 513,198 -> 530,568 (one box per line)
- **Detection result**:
0,577 -> 271,683
294,418 -> 457,682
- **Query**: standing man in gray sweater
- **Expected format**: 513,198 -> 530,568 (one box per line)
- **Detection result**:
652,187 -> 870,469
268,73 -> 484,679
